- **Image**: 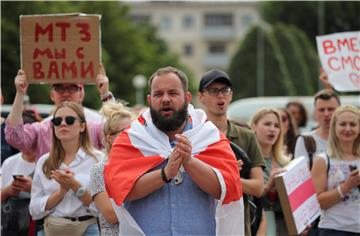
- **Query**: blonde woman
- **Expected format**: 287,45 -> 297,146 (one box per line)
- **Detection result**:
312,105 -> 360,235
250,108 -> 291,236
29,101 -> 104,236
90,100 -> 134,235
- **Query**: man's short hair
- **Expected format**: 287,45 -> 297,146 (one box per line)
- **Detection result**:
148,67 -> 188,92
314,89 -> 340,106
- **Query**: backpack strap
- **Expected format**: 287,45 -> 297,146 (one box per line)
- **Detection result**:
300,135 -> 317,170
326,154 -> 330,174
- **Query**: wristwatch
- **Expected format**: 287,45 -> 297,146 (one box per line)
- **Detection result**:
74,186 -> 86,198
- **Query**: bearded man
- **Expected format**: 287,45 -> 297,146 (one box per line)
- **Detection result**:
104,67 -> 244,236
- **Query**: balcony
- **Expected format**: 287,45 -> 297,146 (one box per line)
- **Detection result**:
202,26 -> 234,40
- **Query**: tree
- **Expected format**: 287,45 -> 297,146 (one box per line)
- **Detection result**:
228,23 -> 319,99
1,1 -> 192,108
261,2 -> 360,46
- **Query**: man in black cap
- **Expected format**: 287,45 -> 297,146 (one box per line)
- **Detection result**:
198,69 -> 265,236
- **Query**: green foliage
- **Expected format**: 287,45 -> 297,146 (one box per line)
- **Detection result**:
1,1 -> 192,108
261,2 -> 360,45
228,23 -> 319,99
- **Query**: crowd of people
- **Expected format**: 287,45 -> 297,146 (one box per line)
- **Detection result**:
1,65 -> 359,236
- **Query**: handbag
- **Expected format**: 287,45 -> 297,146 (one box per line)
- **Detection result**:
1,197 -> 31,234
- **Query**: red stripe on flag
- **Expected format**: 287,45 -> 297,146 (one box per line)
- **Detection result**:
196,134 -> 242,204
104,130 -> 163,205
288,177 -> 316,212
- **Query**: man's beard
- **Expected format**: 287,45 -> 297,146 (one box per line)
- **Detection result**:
150,102 -> 188,132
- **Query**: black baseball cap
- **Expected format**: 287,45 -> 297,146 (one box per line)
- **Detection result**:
199,69 -> 231,92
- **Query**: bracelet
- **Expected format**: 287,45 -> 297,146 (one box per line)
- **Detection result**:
337,185 -> 345,199
101,91 -> 114,102
161,167 -> 171,183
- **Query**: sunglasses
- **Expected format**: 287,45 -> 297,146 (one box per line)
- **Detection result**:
51,116 -> 80,126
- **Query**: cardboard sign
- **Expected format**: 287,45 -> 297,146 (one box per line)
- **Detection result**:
275,156 -> 321,235
316,31 -> 360,91
20,13 -> 101,84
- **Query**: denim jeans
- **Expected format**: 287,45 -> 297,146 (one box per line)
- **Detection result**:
84,223 -> 100,236
319,228 -> 360,236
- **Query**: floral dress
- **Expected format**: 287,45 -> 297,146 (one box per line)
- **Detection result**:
90,161 -> 119,235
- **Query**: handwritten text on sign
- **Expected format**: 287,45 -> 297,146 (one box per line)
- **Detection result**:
20,14 -> 101,84
316,31 -> 360,91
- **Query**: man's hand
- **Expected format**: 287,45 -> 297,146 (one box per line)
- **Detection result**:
96,63 -> 109,97
319,67 -> 332,90
164,148 -> 183,179
15,69 -> 28,95
174,134 -> 192,166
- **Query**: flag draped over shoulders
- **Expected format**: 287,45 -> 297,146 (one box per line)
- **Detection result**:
104,105 -> 244,235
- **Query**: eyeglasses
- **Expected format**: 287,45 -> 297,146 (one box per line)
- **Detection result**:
51,116 -> 80,126
203,87 -> 232,96
52,85 -> 81,93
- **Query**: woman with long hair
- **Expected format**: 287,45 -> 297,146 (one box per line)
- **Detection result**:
29,101 -> 104,236
279,108 -> 298,158
90,100 -> 134,235
286,101 -> 308,132
312,105 -> 360,236
250,108 -> 291,236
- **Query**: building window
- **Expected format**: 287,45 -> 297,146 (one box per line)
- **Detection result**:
160,16 -> 172,30
130,14 -> 151,24
182,15 -> 194,29
183,44 -> 193,56
241,14 -> 253,27
204,14 -> 233,27
208,42 -> 226,54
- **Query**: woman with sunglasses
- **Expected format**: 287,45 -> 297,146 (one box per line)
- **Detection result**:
90,100 -> 134,235
250,108 -> 291,236
29,101 -> 104,236
311,105 -> 360,236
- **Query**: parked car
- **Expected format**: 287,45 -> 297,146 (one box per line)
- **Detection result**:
227,95 -> 360,131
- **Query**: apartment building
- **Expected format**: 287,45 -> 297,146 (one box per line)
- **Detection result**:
126,1 -> 260,81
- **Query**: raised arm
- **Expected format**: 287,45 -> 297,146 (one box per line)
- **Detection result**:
7,69 -> 27,127
96,63 -> 114,102
5,70 -> 40,153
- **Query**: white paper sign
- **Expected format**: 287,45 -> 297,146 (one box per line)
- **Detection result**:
275,157 -> 321,235
316,31 -> 360,91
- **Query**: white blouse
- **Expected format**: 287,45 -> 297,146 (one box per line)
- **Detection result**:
29,148 -> 104,220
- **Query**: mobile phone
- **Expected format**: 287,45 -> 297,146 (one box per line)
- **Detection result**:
12,175 -> 24,180
349,165 -> 360,190
349,165 -> 358,172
